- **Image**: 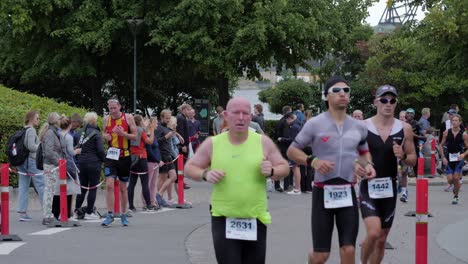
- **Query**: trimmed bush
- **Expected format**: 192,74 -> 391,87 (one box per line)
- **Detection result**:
0,85 -> 89,187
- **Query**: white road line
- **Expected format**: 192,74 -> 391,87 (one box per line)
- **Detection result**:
29,228 -> 71,235
139,208 -> 175,214
0,242 -> 26,255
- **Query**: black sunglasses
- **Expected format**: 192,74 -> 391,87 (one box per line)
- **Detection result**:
328,87 -> 350,93
379,98 -> 397,104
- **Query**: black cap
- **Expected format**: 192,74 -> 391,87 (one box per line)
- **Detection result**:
375,85 -> 397,98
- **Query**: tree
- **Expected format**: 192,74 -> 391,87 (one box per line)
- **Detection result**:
149,0 -> 373,107
258,78 -> 321,114
355,0 -> 468,124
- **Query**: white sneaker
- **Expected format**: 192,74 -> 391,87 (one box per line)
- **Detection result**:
84,213 -> 100,220
286,189 -> 301,195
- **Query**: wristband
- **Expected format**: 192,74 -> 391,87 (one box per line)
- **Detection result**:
306,155 -> 315,168
268,168 -> 274,178
311,158 -> 318,168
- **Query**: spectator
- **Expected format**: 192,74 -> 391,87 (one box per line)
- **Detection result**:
352,110 -> 363,120
252,104 -> 265,130
294,103 -> 306,125
212,106 -> 224,135
419,108 -> 431,134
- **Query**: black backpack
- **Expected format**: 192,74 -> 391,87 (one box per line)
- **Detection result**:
6,127 -> 31,166
36,143 -> 44,170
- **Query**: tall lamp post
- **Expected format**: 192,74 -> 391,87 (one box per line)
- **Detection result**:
126,18 -> 144,114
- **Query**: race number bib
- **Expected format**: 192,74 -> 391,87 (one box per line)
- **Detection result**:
368,177 -> 394,199
106,147 -> 121,160
449,152 -> 460,162
324,185 -> 353,209
226,218 -> 257,241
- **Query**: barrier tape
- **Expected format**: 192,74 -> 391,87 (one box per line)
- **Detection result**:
9,166 -> 58,176
66,172 -> 105,190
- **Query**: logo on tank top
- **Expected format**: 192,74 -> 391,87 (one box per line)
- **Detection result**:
321,136 -> 330,143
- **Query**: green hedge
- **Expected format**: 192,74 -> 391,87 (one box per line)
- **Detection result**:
264,120 -> 279,142
0,85 -> 89,187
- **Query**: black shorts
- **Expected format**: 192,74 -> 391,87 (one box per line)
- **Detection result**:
359,179 -> 397,229
160,154 -> 176,174
104,156 -> 131,182
312,180 -> 359,252
211,216 -> 267,264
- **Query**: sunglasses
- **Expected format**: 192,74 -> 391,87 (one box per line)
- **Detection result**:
379,98 -> 397,104
328,86 -> 350,93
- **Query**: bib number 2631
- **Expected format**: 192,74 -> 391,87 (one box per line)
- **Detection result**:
226,218 -> 257,241
324,185 -> 353,209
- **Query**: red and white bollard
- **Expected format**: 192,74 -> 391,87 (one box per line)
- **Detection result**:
417,157 -> 425,179
0,163 -> 21,241
49,159 -> 79,227
415,178 -> 428,264
175,154 -> 192,209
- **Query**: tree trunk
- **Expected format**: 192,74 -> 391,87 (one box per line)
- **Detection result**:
216,74 -> 230,108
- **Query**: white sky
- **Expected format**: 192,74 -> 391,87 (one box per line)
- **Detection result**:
366,0 -> 426,26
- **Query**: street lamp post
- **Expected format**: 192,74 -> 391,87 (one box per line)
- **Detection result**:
126,18 -> 144,114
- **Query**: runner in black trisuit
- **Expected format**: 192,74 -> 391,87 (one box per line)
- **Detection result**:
359,85 -> 416,264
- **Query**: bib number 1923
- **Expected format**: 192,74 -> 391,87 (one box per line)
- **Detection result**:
324,185 -> 353,209
225,218 -> 257,241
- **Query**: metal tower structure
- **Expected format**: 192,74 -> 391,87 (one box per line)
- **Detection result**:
378,0 -> 419,26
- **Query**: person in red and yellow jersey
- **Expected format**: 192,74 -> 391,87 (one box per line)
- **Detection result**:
101,98 -> 138,227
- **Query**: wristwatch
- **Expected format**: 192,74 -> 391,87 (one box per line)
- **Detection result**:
268,168 -> 274,178
201,169 -> 208,182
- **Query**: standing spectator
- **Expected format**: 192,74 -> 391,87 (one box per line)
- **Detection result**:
294,103 -> 306,125
145,117 -> 164,209
177,103 -> 191,189
305,110 -> 313,121
352,110 -> 364,120
212,106 -> 224,135
187,108 -> 201,153
70,113 -> 83,136
127,115 -> 155,212
274,105 -> 293,192
54,116 -> 81,220
17,110 -> 44,221
441,104 -> 459,124
38,112 -> 64,225
419,108 -> 431,134
281,114 -> 303,195
252,104 -> 265,130
399,110 -> 406,122
73,112 -> 105,220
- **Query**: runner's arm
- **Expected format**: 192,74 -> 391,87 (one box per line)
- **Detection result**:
461,133 -> 468,160
402,122 -> 417,167
124,114 -> 138,141
184,137 -> 213,181
262,135 -> 289,181
439,131 -> 448,162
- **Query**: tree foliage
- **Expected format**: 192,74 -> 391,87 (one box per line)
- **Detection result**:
355,0 -> 468,124
258,78 -> 320,114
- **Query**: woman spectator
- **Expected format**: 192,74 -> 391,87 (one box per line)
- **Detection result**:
73,112 -> 105,220
128,115 -> 156,211
17,110 -> 44,221
54,116 -> 81,220
39,112 -> 63,225
145,117 -> 164,208
164,116 -> 184,204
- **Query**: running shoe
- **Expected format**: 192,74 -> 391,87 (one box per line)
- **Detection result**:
452,197 -> 459,205
19,213 -> 32,222
286,189 -> 301,195
444,184 -> 454,192
400,193 -> 408,203
101,214 -> 114,227
84,213 -> 100,220
120,213 -> 129,226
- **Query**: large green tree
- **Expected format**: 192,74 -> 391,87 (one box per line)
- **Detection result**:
355,0 -> 468,124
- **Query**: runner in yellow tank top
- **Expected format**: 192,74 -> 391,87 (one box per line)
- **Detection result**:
185,97 -> 289,264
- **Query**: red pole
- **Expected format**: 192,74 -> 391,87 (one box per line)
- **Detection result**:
177,154 -> 184,205
415,178 -> 428,264
1,164 -> 10,235
59,159 -> 68,222
114,179 -> 120,214
430,140 -> 436,176
417,157 -> 425,178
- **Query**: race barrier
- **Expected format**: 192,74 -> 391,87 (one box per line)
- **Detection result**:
415,177 -> 429,264
48,159 -> 80,228
0,163 -> 22,241
173,154 -> 192,209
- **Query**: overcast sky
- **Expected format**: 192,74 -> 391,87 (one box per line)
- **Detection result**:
366,0 -> 426,26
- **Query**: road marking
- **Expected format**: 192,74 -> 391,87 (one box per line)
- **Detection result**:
0,242 -> 26,255
29,228 -> 71,235
139,208 -> 175,214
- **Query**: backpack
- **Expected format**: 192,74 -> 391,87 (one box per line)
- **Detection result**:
6,127 -> 31,166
